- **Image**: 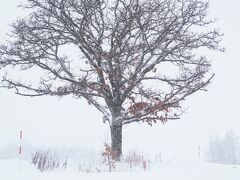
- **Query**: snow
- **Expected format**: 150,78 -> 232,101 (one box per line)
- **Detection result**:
1,159 -> 240,180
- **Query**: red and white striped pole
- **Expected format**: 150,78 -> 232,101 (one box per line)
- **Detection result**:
198,145 -> 201,161
19,130 -> 23,172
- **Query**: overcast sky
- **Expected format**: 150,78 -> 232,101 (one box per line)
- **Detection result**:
0,0 -> 240,161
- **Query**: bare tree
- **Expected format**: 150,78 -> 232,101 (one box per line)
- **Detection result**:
0,0 -> 223,160
223,131 -> 239,164
206,131 -> 240,164
206,135 -> 224,163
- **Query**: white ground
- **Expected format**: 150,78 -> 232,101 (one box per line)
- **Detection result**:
1,159 -> 240,180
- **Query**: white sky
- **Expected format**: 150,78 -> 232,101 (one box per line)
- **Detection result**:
0,0 -> 240,161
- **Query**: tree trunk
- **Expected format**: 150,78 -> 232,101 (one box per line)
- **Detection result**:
110,124 -> 122,161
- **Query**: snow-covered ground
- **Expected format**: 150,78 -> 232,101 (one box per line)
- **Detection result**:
1,159 -> 240,180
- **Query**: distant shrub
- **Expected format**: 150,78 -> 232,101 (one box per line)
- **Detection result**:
125,150 -> 144,167
31,149 -> 62,172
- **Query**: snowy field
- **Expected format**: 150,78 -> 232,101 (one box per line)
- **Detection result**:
1,159 -> 240,180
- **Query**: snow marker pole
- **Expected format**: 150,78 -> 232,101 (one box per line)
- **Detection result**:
19,130 -> 22,173
198,145 -> 201,161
